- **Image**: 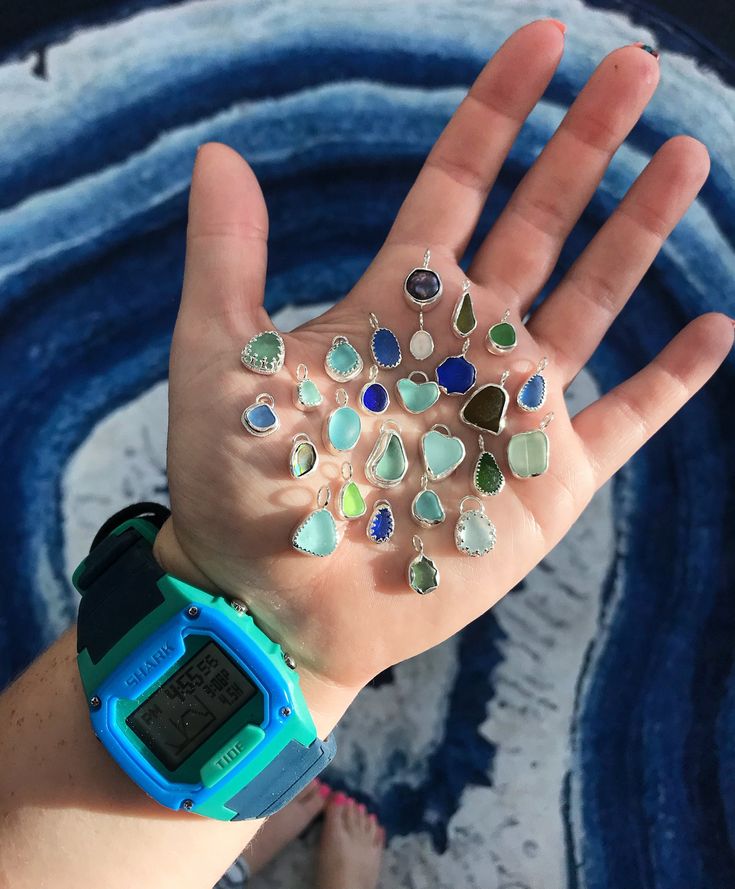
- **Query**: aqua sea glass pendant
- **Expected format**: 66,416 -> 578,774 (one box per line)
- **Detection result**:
451,278 -> 478,338
409,311 -> 435,361
337,461 -> 367,520
404,248 -> 443,311
359,365 -> 390,415
324,335 -> 363,382
486,309 -> 517,355
324,388 -> 362,454
241,330 -> 286,375
407,535 -> 440,594
507,412 -> 554,479
517,356 -> 548,412
420,423 -> 466,481
289,433 -> 319,479
369,313 -> 402,369
435,338 -> 477,396
395,370 -> 440,415
366,499 -> 395,544
411,474 -> 446,528
294,363 -> 323,411
291,485 -> 339,557
241,393 -> 280,437
473,435 -> 505,497
365,420 -> 409,488
459,370 -> 510,436
454,496 -> 496,558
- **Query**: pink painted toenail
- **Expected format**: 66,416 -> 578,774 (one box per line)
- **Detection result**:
332,792 -> 348,806
358,803 -> 367,813
317,784 -> 331,799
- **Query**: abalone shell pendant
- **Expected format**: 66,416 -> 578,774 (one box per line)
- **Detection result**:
289,433 -> 319,479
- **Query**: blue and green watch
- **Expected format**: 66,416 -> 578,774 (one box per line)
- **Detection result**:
74,504 -> 336,820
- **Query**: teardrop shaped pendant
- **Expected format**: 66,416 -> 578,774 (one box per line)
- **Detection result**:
454,497 -> 496,558
473,435 -> 505,497
517,357 -> 548,412
459,370 -> 510,435
411,474 -> 446,528
359,365 -> 390,415
404,248 -> 443,311
507,412 -> 554,479
294,363 -> 323,411
337,462 -> 367,520
486,309 -> 517,355
289,433 -> 319,479
395,370 -> 440,415
241,330 -> 286,375
407,535 -> 440,594
451,278 -> 477,338
291,485 -> 339,557
365,420 -> 409,488
324,335 -> 363,382
435,338 -> 477,396
409,312 -> 435,361
369,313 -> 402,369
241,393 -> 280,436
366,499 -> 396,544
324,388 -> 362,454
420,423 -> 466,481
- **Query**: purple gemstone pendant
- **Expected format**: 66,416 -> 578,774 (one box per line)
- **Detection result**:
404,248 -> 443,311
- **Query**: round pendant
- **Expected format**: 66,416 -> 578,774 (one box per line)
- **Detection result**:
454,497 -> 496,558
241,393 -> 279,436
486,309 -> 517,355
410,328 -> 435,361
324,389 -> 362,454
403,248 -> 443,310
359,365 -> 390,415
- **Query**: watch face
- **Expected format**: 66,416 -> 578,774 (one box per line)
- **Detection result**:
126,640 -> 257,772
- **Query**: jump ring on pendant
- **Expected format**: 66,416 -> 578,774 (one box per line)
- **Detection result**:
422,248 -> 431,268
381,419 -> 402,434
256,393 -> 275,407
369,313 -> 380,331
459,495 -> 485,514
368,364 -> 379,382
317,485 -> 331,508
431,423 -> 451,436
501,308 -> 511,323
500,370 -> 510,386
296,363 -> 308,382
336,388 -> 349,407
537,356 -> 549,373
412,534 -> 424,555
408,370 -> 429,383
461,338 -> 470,355
540,412 -> 555,430
341,461 -> 353,481
478,434 -> 485,452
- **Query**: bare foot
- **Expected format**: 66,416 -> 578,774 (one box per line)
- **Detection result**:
241,778 -> 331,875
316,793 -> 385,889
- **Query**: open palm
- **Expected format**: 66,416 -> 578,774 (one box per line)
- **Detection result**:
158,21 -> 732,729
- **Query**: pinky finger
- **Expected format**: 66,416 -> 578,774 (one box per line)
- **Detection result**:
574,313 -> 733,485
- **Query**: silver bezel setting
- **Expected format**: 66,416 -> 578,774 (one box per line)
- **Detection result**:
337,479 -> 367,521
411,489 -> 446,528
516,373 -> 547,413
403,266 -> 443,310
450,288 -> 478,339
459,383 -> 510,436
323,405 -> 362,455
454,509 -> 497,557
420,426 -> 466,482
366,499 -> 395,544
472,451 -> 505,497
365,425 -> 409,488
241,396 -> 280,437
288,434 -> 319,480
485,322 -> 518,356
434,353 -> 478,397
395,373 -> 440,415
507,429 -> 551,480
324,336 -> 363,382
290,507 -> 338,557
407,552 -> 440,595
359,380 -> 391,416
370,327 -> 402,370
240,330 -> 285,375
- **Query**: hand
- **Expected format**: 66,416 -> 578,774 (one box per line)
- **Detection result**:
155,20 -> 733,733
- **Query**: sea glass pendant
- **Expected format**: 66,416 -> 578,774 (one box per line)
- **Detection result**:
291,485 -> 339,557
289,433 -> 319,479
517,357 -> 548,412
459,371 -> 510,436
486,309 -> 517,355
451,278 -> 478,338
324,335 -> 363,382
395,370 -> 440,415
241,330 -> 286,375
294,363 -> 323,411
369,313 -> 402,369
337,462 -> 367,520
403,248 -> 443,311
365,420 -> 409,488
435,338 -> 477,396
366,499 -> 396,544
454,496 -> 497,558
420,424 -> 466,481
411,474 -> 446,528
409,312 -> 435,361
473,435 -> 505,497
241,393 -> 280,437
507,412 -> 554,479
324,388 -> 362,454
359,365 -> 390,415
407,535 -> 440,595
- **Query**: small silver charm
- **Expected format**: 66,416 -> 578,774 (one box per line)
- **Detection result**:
517,357 -> 549,412
486,309 -> 518,355
289,433 -> 319,480
451,277 -> 478,338
454,496 -> 496,558
241,393 -> 280,436
507,412 -> 554,479
404,248 -> 443,311
324,335 -> 363,382
294,363 -> 323,411
359,364 -> 391,415
336,461 -> 367,520
366,499 -> 396,544
409,311 -> 435,361
324,388 -> 362,454
407,535 -> 440,595
411,474 -> 446,528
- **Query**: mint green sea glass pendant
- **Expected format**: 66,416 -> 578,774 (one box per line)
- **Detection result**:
294,363 -> 323,411
323,388 -> 362,454
241,330 -> 285,375
291,485 -> 339,557
451,277 -> 478,338
411,474 -> 446,528
507,412 -> 554,479
485,309 -> 517,356
420,424 -> 466,481
407,535 -> 440,594
289,433 -> 319,480
241,393 -> 280,437
337,462 -> 367,520
395,370 -> 440,415
365,420 -> 409,488
324,335 -> 363,382
454,496 -> 496,558
473,435 -> 505,497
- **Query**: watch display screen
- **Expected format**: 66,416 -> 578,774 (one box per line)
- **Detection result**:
126,640 -> 258,771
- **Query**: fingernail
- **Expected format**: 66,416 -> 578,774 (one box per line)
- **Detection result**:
332,792 -> 348,806
317,783 -> 332,799
633,41 -> 660,59
546,19 -> 566,35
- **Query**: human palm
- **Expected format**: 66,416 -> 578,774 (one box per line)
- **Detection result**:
160,22 -> 732,719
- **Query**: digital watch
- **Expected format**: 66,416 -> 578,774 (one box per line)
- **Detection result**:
74,503 -> 336,820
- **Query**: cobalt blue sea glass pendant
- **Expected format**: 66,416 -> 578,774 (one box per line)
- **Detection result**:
369,313 -> 402,369
435,338 -> 477,396
459,370 -> 510,436
517,357 -> 548,412
359,365 -> 390,415
241,393 -> 280,436
366,499 -> 395,544
404,248 -> 443,311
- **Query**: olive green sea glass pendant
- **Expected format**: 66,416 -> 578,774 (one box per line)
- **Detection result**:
325,335 -> 363,382
241,330 -> 285,375
473,435 -> 505,497
294,363 -> 323,411
291,485 -> 339,557
337,462 -> 367,520
289,433 -> 319,479
454,497 -> 496,558
485,309 -> 517,355
459,371 -> 510,436
323,389 -> 362,454
507,412 -> 554,479
451,278 -> 478,338
365,420 -> 409,488
407,535 -> 440,594
411,474 -> 446,528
